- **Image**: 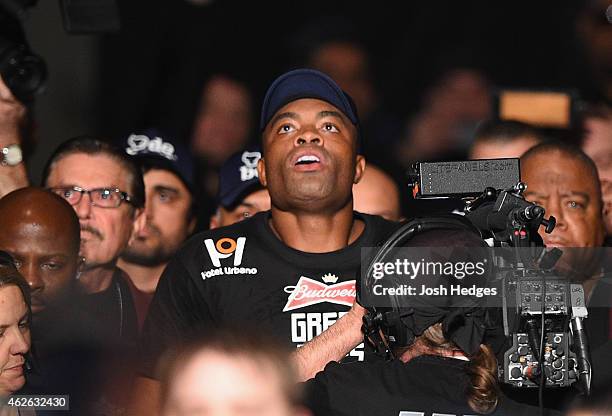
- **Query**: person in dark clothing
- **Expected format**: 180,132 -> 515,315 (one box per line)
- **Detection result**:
129,68 -> 401,415
41,136 -> 145,414
118,129 -> 197,331
304,228 -> 554,416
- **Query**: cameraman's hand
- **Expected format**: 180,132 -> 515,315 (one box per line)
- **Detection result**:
0,75 -> 25,141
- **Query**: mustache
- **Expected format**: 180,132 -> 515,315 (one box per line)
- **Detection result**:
81,225 -> 103,240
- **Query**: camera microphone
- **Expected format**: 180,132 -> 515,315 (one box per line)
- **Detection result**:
570,284 -> 591,395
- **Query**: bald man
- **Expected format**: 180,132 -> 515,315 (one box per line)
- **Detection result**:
353,163 -> 402,221
521,143 -> 605,278
521,142 -> 609,348
0,187 -> 81,319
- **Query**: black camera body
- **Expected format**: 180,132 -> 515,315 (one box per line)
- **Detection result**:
498,265 -> 587,390
0,3 -> 47,103
406,158 -> 592,393
0,36 -> 46,103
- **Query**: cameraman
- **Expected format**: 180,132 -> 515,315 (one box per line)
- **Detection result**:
303,228 -> 551,416
0,75 -> 28,197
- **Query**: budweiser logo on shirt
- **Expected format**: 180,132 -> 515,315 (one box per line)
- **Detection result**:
283,276 -> 356,312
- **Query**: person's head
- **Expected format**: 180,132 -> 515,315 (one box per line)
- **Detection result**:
521,143 -> 606,280
0,254 -> 31,397
580,104 -> 612,234
576,0 -> 612,98
0,187 -> 81,316
210,148 -> 270,229
581,104 -> 612,183
120,130 -> 196,267
521,142 -> 605,249
160,330 -> 308,416
469,119 -> 544,159
42,136 -> 145,272
352,163 -> 402,221
294,17 -> 376,120
258,68 -> 365,215
191,74 -> 254,166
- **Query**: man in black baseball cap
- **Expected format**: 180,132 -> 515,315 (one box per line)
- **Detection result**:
209,147 -> 270,229
130,69 -> 399,415
118,129 -> 197,329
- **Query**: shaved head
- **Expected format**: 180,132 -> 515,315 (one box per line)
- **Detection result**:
521,144 -> 605,282
0,187 -> 81,316
522,142 -> 603,210
353,164 -> 402,221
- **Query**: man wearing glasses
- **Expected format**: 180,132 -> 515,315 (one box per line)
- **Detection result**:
41,136 -> 145,413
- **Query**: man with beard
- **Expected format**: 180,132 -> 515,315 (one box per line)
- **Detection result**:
129,69 -> 400,415
42,136 -> 145,413
118,130 -> 196,330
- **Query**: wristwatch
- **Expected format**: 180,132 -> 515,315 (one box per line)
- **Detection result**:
1,144 -> 23,166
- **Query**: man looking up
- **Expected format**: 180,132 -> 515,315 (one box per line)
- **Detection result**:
0,187 -> 81,319
118,129 -> 197,329
129,68 -> 399,415
209,147 -> 270,229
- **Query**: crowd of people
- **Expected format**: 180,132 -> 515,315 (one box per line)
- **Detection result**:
0,9 -> 611,416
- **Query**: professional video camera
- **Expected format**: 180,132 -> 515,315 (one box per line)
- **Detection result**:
410,158 -> 592,394
0,1 -> 47,103
361,158 -> 592,398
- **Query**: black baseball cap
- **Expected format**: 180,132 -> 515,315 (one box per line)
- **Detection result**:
121,128 -> 195,193
217,147 -> 264,209
259,68 -> 363,152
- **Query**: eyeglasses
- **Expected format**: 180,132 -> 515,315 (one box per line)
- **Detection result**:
50,186 -> 133,208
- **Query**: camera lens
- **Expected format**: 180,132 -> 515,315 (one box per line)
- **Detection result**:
0,39 -> 47,103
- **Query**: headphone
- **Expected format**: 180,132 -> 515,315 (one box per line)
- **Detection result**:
359,214 -> 484,358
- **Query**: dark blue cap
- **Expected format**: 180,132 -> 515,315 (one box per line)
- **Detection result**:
260,68 -> 360,131
121,128 -> 195,193
217,147 -> 264,208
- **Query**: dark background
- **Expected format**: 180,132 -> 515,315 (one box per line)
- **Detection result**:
11,0 -> 605,182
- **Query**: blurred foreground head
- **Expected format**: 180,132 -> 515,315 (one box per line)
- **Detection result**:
161,330 -> 309,416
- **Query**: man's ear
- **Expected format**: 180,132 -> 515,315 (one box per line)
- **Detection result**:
353,155 -> 366,184
257,158 -> 267,187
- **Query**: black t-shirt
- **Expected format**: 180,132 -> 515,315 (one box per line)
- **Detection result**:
27,268 -> 139,415
139,211 -> 400,378
304,355 -> 557,416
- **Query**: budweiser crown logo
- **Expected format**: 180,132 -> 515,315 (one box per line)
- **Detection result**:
283,276 -> 356,312
321,273 -> 338,284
